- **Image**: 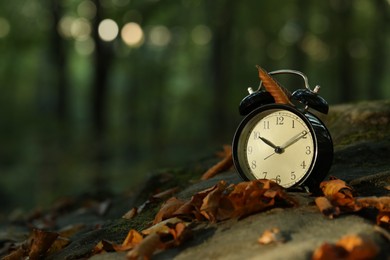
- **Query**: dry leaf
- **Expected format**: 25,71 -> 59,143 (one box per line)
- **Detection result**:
142,217 -> 185,236
113,229 -> 143,252
315,197 -> 340,219
257,65 -> 293,105
29,229 -> 59,259
153,197 -> 186,224
337,235 -> 379,259
200,180 -> 228,222
122,207 -> 138,220
258,228 -> 286,245
320,178 -> 353,197
201,146 -> 233,180
312,234 -> 379,260
2,247 -> 26,260
312,242 -> 348,260
127,233 -> 162,260
152,187 -> 179,199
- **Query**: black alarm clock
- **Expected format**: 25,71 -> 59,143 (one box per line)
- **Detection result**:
232,69 -> 333,192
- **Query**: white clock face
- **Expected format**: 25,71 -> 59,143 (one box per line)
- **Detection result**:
237,108 -> 316,188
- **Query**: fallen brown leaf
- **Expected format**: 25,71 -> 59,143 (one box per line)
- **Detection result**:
312,242 -> 348,260
315,197 -> 340,219
113,229 -> 143,252
127,233 -> 162,260
142,217 -> 185,236
200,180 -> 228,222
153,197 -> 186,224
122,207 -> 138,220
201,146 -> 233,180
320,178 -> 353,198
336,234 -> 379,259
312,234 -> 379,260
28,229 -> 59,259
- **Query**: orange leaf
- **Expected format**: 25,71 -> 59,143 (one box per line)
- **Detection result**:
126,233 -> 162,260
257,65 -> 292,105
312,242 -> 348,260
122,207 -> 138,220
315,196 -> 340,219
200,180 -> 228,222
312,234 -> 379,260
336,235 -> 379,259
113,229 -> 143,252
201,146 -> 233,180
153,197 -> 186,224
320,178 -> 353,197
29,229 -> 59,259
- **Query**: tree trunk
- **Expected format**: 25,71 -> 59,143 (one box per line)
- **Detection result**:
208,0 -> 236,143
367,0 -> 389,99
91,0 -> 113,190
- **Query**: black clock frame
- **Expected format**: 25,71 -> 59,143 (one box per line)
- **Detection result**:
232,103 -> 333,192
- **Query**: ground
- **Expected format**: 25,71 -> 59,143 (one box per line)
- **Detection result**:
1,100 -> 390,259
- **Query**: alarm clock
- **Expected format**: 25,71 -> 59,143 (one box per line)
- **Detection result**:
232,69 -> 333,192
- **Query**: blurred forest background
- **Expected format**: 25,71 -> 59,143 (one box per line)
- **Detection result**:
0,0 -> 389,213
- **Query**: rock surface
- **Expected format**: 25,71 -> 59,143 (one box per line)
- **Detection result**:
1,100 -> 390,259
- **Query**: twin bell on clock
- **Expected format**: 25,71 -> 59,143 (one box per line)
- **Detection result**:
232,66 -> 333,192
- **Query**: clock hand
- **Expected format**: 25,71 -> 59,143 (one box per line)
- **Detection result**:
259,137 -> 278,149
280,131 -> 308,150
260,136 -> 284,160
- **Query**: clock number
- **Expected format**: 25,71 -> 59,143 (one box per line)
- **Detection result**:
305,146 -> 311,155
292,120 -> 295,128
253,131 -> 261,140
275,175 -> 281,184
276,116 -> 284,125
247,146 -> 253,154
263,121 -> 270,129
302,131 -> 308,139
300,161 -> 306,169
263,172 -> 267,178
291,171 -> 296,180
251,160 -> 257,169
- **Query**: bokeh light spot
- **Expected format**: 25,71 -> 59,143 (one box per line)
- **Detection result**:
0,17 -> 10,38
149,25 -> 171,47
70,18 -> 91,41
98,19 -> 119,42
191,25 -> 212,45
121,22 -> 144,47
77,0 -> 97,19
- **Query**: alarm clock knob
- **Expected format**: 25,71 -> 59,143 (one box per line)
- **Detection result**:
291,87 -> 329,114
239,90 -> 275,115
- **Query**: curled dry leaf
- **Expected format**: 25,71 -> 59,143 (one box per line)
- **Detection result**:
114,229 -> 143,252
122,207 -> 138,220
201,145 -> 233,180
127,232 -> 162,260
142,217 -> 185,236
320,178 -> 353,198
28,229 -> 59,259
315,197 -> 340,219
258,228 -> 286,245
200,180 -> 228,222
153,197 -> 186,224
312,234 -> 379,260
316,178 -> 361,217
256,65 -> 293,105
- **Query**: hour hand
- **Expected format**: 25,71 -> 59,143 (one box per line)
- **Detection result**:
259,137 -> 278,149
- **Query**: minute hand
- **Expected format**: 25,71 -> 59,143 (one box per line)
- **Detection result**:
280,131 -> 308,150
